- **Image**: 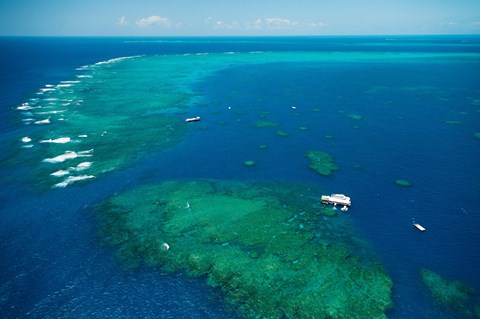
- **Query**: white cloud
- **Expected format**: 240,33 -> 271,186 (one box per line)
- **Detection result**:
439,21 -> 460,27
204,17 -> 327,32
117,16 -> 128,26
309,21 -> 328,28
204,17 -> 213,24
215,20 -> 241,30
204,17 -> 240,30
136,16 -> 177,28
265,18 -> 297,29
469,21 -> 480,28
246,19 -> 263,30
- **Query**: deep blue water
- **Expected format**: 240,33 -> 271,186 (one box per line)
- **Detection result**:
1,36 -> 480,318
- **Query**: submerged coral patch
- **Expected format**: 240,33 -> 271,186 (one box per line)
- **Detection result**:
445,120 -> 463,125
243,160 -> 256,167
348,114 -> 363,120
420,268 -> 480,318
395,179 -> 412,187
276,130 -> 289,137
96,180 -> 393,319
306,150 -> 339,176
255,121 -> 281,128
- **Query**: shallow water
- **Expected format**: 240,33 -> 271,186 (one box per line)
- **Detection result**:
1,36 -> 479,318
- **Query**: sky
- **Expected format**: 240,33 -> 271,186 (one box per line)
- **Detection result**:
0,0 -> 480,36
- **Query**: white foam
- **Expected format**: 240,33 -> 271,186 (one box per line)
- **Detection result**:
76,65 -> 90,71
43,151 -> 78,163
60,80 -> 80,84
50,170 -> 70,177
77,75 -> 93,78
40,137 -> 71,144
21,144 -> 34,148
40,88 -> 56,92
45,84 -> 54,88
44,149 -> 93,163
78,149 -> 94,155
22,118 -> 34,122
94,55 -> 142,66
21,137 -> 32,143
76,162 -> 92,171
35,110 -> 66,115
17,105 -> 39,111
34,119 -> 51,125
78,134 -> 88,138
56,84 -> 72,88
53,175 -> 95,188
44,98 -> 59,101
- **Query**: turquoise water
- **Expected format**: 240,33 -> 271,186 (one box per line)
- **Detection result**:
1,36 -> 480,318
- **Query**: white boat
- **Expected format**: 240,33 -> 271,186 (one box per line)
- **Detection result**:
413,223 -> 426,232
185,116 -> 201,122
321,194 -> 352,207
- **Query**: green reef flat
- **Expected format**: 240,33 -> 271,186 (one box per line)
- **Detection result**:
96,179 -> 393,319
421,268 -> 480,318
15,56 -> 197,189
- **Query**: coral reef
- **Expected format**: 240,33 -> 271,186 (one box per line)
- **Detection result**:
395,179 -> 412,187
276,130 -> 289,137
96,180 -> 393,319
348,114 -> 363,120
13,55 -> 195,190
306,150 -> 339,176
258,111 -> 271,118
445,120 -> 463,125
255,121 -> 281,128
244,160 -> 256,167
421,268 -> 480,318
474,132 -> 480,140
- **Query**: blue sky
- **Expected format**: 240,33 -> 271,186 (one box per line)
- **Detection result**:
1,0 -> 479,36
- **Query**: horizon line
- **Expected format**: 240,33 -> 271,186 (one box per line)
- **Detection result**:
1,33 -> 480,38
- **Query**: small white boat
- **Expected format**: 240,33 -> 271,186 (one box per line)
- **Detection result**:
413,223 -> 426,232
185,116 -> 201,122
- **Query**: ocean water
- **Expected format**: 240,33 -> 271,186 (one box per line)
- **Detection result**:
1,36 -> 480,318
